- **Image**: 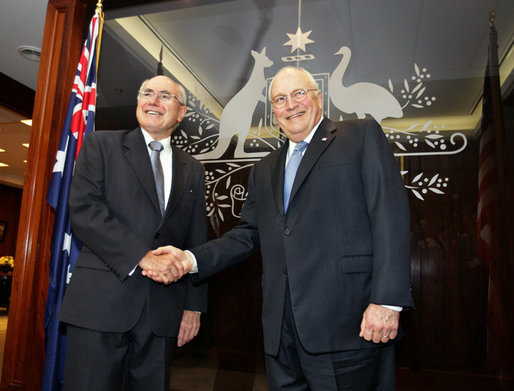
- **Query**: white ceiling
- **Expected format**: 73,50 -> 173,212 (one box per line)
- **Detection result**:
0,0 -> 513,188
0,0 -> 47,187
0,0 -> 47,90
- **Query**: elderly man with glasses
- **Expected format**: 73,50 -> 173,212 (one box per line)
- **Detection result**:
154,66 -> 413,390
59,75 -> 208,391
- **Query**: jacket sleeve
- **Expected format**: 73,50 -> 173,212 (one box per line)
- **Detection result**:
360,120 -> 414,309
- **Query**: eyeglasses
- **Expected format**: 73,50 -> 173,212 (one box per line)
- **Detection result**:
138,89 -> 183,105
270,88 -> 318,108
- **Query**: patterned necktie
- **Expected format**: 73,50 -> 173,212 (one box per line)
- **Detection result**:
149,140 -> 165,216
283,141 -> 308,211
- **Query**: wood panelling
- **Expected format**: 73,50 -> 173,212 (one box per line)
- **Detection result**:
0,0 -> 86,389
396,140 -> 490,372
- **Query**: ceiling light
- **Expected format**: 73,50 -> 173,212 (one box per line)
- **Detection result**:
21,119 -> 33,126
0,163 -> 9,168
17,46 -> 41,62
22,143 -> 30,148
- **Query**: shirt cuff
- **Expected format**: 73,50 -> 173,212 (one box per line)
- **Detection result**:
382,305 -> 402,312
185,250 -> 199,273
128,265 -> 138,276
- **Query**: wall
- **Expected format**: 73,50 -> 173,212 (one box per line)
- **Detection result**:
396,138 -> 490,372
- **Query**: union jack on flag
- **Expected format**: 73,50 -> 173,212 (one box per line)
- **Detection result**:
42,9 -> 102,391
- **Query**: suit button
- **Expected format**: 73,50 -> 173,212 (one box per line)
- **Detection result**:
154,232 -> 160,239
282,267 -> 288,275
284,229 -> 292,236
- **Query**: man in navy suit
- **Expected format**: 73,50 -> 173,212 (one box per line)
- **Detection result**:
153,66 -> 413,390
59,75 -> 207,390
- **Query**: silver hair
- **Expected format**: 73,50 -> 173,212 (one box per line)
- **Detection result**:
137,76 -> 187,106
268,66 -> 319,99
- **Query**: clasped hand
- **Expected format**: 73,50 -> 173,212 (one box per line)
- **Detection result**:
139,246 -> 192,284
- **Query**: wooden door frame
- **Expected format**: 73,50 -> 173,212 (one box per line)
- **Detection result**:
0,0 -> 86,388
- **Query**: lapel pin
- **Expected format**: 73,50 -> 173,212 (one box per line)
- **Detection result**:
321,137 -> 327,142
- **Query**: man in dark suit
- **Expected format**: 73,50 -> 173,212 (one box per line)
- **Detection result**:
59,75 -> 207,391
153,66 -> 413,390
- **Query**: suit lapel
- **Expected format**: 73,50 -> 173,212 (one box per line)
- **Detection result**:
123,128 -> 162,216
288,119 -> 336,207
164,145 -> 189,220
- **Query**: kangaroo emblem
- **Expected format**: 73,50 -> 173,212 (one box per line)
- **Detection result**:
195,47 -> 273,159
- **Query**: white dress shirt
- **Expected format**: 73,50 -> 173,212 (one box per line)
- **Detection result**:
141,128 -> 173,210
130,129 -> 173,276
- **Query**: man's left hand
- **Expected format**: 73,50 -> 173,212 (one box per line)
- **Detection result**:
177,310 -> 201,347
359,303 -> 399,344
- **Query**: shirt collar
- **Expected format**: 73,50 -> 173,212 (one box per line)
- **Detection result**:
140,128 -> 172,154
286,117 -> 323,157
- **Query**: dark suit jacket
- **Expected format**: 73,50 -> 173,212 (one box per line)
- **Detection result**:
192,118 -> 413,356
59,128 -> 207,337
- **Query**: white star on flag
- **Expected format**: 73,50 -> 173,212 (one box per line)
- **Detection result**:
63,232 -> 72,256
284,27 -> 314,53
52,148 -> 67,174
66,264 -> 72,284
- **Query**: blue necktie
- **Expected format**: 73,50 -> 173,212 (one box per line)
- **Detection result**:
149,140 -> 165,216
284,141 -> 307,211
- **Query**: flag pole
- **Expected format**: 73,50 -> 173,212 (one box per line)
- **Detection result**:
95,0 -> 104,75
487,9 -> 504,191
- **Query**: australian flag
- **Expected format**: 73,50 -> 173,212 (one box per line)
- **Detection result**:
41,9 -> 101,391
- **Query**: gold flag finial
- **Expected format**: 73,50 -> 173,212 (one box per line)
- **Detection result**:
94,0 -> 105,75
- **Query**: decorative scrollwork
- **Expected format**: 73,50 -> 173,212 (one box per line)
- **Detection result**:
204,163 -> 253,221
384,121 -> 467,157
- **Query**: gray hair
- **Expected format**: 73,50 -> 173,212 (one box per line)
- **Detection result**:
268,66 -> 319,99
137,76 -> 187,106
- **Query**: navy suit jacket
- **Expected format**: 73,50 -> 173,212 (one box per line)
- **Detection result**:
59,128 -> 207,337
192,118 -> 413,355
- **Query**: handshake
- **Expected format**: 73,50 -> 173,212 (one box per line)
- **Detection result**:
138,246 -> 193,284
